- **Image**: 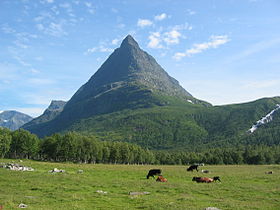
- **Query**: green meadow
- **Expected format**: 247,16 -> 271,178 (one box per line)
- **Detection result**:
0,159 -> 279,210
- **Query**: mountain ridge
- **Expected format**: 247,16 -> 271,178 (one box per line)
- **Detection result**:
0,110 -> 33,130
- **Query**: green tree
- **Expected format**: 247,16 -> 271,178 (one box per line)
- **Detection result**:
0,128 -> 12,158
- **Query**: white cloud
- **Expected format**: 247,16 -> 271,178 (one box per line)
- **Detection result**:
40,0 -> 54,4
84,2 -> 95,14
163,30 -> 181,45
137,19 -> 153,27
112,38 -> 120,45
148,30 -> 183,48
1,24 -> 16,34
60,3 -> 71,9
173,35 -> 230,60
154,13 -> 167,21
36,22 -> 67,37
172,23 -> 192,31
116,23 -> 125,29
28,78 -> 55,85
148,32 -> 163,49
85,46 -> 113,55
187,9 -> 196,15
226,38 -> 280,64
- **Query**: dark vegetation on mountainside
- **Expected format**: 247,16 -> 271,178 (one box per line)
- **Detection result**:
1,127 -> 280,165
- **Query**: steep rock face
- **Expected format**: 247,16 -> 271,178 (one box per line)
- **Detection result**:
64,35 -> 198,119
0,111 -> 33,130
25,35 -> 206,137
22,100 -> 66,129
71,35 -> 192,102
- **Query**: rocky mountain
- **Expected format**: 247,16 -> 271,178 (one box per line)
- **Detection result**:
24,35 -> 209,137
0,111 -> 33,130
22,35 -> 280,150
22,100 -> 66,130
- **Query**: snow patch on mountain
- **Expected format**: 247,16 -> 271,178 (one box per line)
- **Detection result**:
0,111 -> 4,114
187,99 -> 194,104
248,104 -> 280,133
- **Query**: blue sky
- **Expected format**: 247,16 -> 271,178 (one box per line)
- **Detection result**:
1,0 -> 280,117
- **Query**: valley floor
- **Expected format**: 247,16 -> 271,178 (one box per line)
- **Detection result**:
0,159 -> 279,209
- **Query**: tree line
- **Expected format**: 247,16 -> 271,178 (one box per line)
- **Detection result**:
1,127 -> 280,165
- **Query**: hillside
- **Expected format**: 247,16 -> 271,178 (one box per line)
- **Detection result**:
23,100 -> 66,129
62,96 -> 280,150
0,111 -> 32,130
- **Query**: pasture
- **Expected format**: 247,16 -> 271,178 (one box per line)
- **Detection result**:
0,159 -> 279,209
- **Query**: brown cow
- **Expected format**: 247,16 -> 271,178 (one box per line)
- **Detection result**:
156,175 -> 167,182
192,176 -> 221,183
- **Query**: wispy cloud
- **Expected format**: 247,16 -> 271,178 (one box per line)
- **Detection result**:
27,78 -> 55,85
163,30 -> 181,45
36,21 -> 67,37
226,38 -> 280,64
112,38 -> 121,45
148,32 -> 163,48
137,19 -> 153,27
147,29 -> 183,49
1,24 -> 16,34
154,13 -> 167,21
85,46 -> 114,55
172,23 -> 193,31
187,9 -> 196,15
173,35 -> 230,60
40,0 -> 54,3
84,2 -> 95,14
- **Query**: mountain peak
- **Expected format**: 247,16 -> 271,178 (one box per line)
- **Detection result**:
120,35 -> 139,49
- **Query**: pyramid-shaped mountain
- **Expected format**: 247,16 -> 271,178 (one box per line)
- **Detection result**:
23,35 -> 209,137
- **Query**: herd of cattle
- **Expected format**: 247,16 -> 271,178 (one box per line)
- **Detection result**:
147,165 -> 221,183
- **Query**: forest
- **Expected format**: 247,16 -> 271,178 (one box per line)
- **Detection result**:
1,127 -> 280,165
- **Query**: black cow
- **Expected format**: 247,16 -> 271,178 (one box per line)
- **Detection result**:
147,169 -> 161,179
187,165 -> 199,172
213,176 -> 221,182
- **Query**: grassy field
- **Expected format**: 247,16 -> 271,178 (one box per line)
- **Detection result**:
0,159 -> 279,209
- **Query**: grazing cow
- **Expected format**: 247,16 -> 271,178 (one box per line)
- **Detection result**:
147,169 -> 161,179
213,176 -> 221,182
265,171 -> 273,174
156,175 -> 167,182
187,165 -> 199,172
192,177 -> 213,183
192,176 -> 221,183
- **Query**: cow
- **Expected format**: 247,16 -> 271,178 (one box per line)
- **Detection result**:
192,177 -> 213,183
265,171 -> 273,174
147,169 -> 161,179
187,165 -> 199,172
192,176 -> 221,183
156,175 -> 167,182
201,170 -> 209,173
213,176 -> 221,182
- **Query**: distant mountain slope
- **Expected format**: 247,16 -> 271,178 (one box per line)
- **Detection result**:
0,111 -> 32,130
57,97 -> 280,150
22,100 -> 66,130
